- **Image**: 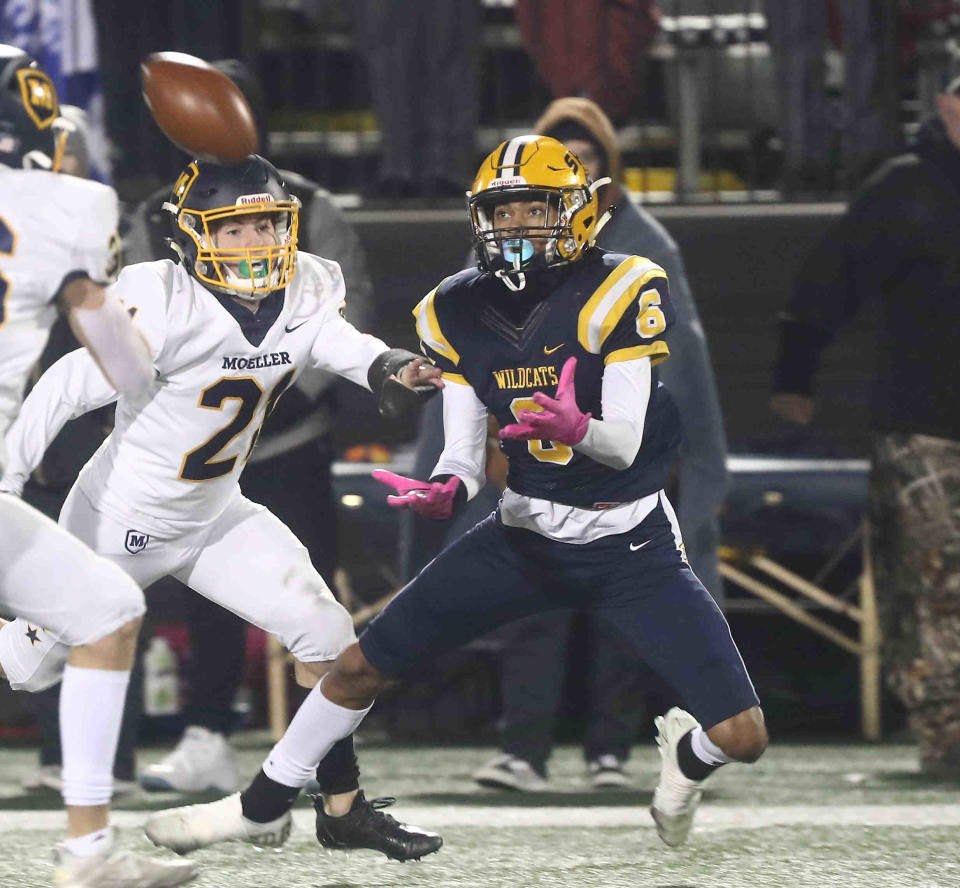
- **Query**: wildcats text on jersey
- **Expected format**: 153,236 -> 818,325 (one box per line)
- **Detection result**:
491,365 -> 559,390
222,351 -> 292,370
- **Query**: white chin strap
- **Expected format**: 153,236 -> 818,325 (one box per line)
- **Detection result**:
495,268 -> 527,291
23,149 -> 53,170
589,176 -> 612,195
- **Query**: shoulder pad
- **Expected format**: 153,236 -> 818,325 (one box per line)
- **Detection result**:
292,251 -> 347,316
412,272 -> 474,367
577,255 -> 666,353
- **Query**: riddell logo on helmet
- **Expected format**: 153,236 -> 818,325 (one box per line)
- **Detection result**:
489,176 -> 527,188
236,193 -> 273,205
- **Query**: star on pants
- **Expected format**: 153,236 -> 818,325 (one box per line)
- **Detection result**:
25,626 -> 41,646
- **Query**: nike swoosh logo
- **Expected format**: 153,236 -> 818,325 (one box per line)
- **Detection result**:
284,320 -> 308,333
543,344 -> 564,355
629,540 -> 652,552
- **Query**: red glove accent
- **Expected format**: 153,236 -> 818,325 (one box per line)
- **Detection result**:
498,357 -> 591,446
371,470 -> 461,520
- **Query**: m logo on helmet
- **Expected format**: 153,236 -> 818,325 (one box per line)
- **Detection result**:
172,163 -> 200,209
16,69 -> 58,130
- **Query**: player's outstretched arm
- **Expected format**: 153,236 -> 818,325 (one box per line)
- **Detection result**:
372,470 -> 463,519
61,277 -> 155,399
368,349 -> 443,419
0,349 -> 120,496
371,376 -> 488,518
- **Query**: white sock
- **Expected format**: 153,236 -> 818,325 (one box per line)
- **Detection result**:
262,678 -> 371,789
690,724 -> 734,767
63,826 -> 112,859
60,665 -> 130,807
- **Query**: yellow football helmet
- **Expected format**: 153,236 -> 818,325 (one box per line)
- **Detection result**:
468,135 -> 609,287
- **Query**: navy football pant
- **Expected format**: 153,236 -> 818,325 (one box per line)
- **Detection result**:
361,494 -> 759,731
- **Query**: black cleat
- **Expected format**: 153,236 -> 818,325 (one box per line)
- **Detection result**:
313,790 -> 442,861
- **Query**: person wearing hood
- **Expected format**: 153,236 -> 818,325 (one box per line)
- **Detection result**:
771,81 -> 960,774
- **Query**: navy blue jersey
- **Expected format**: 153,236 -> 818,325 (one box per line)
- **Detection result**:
413,249 -> 682,508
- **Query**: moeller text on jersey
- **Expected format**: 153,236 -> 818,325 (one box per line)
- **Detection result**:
221,352 -> 293,371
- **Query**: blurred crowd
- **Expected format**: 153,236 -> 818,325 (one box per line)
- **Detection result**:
43,0 -> 960,202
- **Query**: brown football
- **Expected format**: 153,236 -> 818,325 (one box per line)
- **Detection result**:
140,52 -> 258,161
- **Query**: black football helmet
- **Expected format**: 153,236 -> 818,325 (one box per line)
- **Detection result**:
163,155 -> 300,300
0,44 -> 65,171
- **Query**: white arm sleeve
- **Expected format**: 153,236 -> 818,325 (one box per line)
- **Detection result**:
0,350 -> 119,495
430,379 -> 489,500
309,310 -> 390,390
574,357 -> 651,471
68,285 -> 155,397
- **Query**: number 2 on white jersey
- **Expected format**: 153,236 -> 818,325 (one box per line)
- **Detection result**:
179,369 -> 295,482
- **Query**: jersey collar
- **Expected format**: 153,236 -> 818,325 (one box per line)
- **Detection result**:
211,288 -> 286,348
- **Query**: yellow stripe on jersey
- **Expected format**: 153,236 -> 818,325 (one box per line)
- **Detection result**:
441,371 -> 469,385
577,256 -> 667,353
413,281 -> 460,366
604,341 -> 670,366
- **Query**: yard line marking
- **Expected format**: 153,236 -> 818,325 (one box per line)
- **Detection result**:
3,805 -> 960,833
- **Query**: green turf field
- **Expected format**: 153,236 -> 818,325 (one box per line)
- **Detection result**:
1,735 -> 958,887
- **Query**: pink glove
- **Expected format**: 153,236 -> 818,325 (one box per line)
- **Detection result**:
372,470 -> 461,520
499,357 -> 591,446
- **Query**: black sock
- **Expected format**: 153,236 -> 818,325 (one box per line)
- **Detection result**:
314,735 -> 361,797
240,769 -> 301,823
676,729 -> 721,781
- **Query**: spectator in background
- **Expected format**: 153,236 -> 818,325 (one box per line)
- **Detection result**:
514,0 -> 661,122
771,77 -> 960,774
352,0 -> 479,198
402,98 -> 729,790
764,0 -> 900,192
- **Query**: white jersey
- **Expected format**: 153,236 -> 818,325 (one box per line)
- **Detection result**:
2,253 -> 388,535
0,168 -> 120,447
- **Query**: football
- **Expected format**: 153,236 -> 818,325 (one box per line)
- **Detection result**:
140,51 -> 258,161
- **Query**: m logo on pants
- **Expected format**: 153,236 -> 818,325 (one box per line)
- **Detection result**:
125,530 -> 150,554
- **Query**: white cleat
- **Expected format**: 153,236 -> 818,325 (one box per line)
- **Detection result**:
53,834 -> 196,888
650,707 -> 703,847
144,792 -> 291,855
141,726 -> 240,794
473,754 -> 551,791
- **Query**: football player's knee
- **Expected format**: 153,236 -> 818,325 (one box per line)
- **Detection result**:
273,572 -> 356,662
84,614 -> 143,658
330,644 -> 389,696
721,712 -> 768,763
73,561 -> 146,647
